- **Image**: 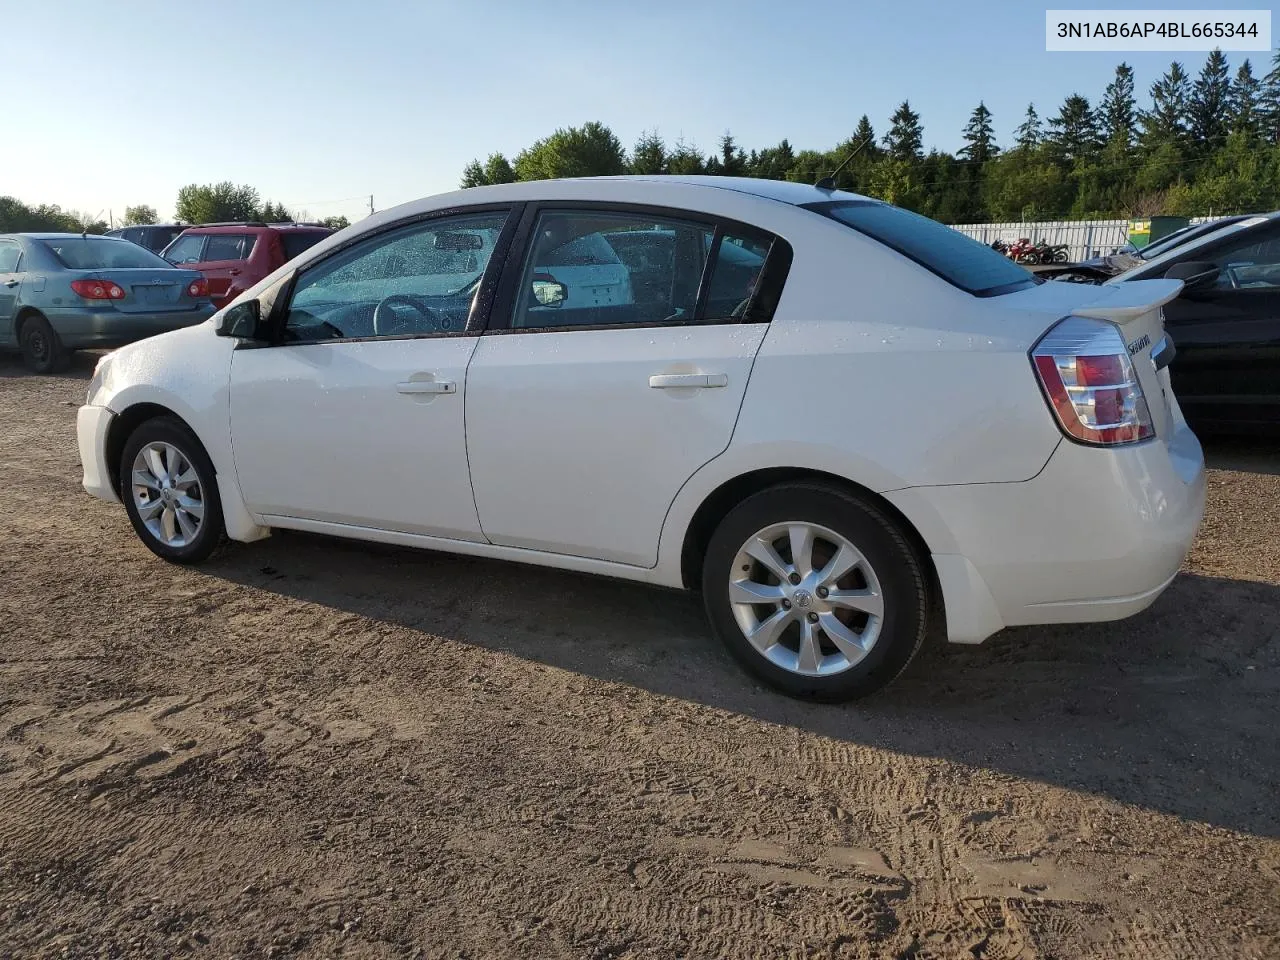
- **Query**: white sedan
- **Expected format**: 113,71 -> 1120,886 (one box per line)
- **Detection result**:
77,177 -> 1206,701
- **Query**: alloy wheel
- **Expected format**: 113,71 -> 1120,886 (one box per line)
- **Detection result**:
728,521 -> 884,677
131,442 -> 205,548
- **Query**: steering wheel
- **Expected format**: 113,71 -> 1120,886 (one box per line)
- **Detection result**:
1224,265 -> 1241,290
373,294 -> 438,337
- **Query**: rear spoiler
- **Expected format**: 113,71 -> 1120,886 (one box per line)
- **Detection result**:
1071,278 -> 1183,325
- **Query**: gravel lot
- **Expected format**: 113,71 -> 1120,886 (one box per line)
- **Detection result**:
1,351 -> 1277,959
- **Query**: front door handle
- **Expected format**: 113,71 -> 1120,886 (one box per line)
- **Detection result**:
649,373 -> 729,389
396,380 -> 456,395
2,279 -> 17,288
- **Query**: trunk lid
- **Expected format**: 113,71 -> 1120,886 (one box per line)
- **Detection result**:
74,268 -> 207,314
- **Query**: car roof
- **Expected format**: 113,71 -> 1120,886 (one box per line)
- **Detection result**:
178,223 -> 330,233
450,175 -> 870,207
6,232 -> 133,241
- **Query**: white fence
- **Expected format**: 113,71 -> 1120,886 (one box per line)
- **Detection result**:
950,216 -> 1223,261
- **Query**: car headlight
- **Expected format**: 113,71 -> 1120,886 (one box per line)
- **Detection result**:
86,354 -> 112,406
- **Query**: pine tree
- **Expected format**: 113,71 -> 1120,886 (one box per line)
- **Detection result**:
1189,49 -> 1232,149
1047,94 -> 1100,164
1014,103 -> 1041,150
460,160 -> 487,188
1259,50 -> 1280,144
630,130 -> 668,175
1139,62 -> 1191,151
883,101 -> 923,161
1230,60 -> 1261,139
1099,63 -> 1136,150
853,115 -> 876,149
959,102 -> 998,163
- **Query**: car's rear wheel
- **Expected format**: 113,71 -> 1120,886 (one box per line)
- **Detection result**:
19,314 -> 69,374
702,483 -> 929,702
120,417 -> 224,564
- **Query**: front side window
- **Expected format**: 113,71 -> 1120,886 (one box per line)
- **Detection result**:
805,199 -> 1037,297
204,234 -> 256,262
41,237 -> 172,270
0,241 -> 21,273
1204,231 -> 1280,290
283,211 -> 508,342
511,210 -> 778,331
164,234 -> 205,264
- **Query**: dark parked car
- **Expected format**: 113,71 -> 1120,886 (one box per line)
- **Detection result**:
161,222 -> 332,308
1112,213 -> 1280,435
1041,216 -> 1252,283
0,233 -> 214,372
105,224 -> 187,254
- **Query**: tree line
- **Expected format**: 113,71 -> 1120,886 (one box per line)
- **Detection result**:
461,49 -> 1280,222
0,183 -> 349,235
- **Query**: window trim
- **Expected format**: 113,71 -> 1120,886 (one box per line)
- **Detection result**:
260,202 -> 524,348
484,200 -> 793,336
0,239 -> 22,273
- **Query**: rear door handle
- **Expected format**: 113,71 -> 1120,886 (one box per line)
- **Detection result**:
2,279 -> 17,288
649,373 -> 729,389
396,380 -> 456,395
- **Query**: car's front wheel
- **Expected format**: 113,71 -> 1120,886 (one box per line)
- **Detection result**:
702,483 -> 929,702
120,417 -> 224,564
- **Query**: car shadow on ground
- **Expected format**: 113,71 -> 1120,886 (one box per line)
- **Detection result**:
1202,435 -> 1280,476
0,350 -> 98,380
205,531 -> 1280,839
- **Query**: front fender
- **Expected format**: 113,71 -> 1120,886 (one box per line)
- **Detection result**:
97,324 -> 268,543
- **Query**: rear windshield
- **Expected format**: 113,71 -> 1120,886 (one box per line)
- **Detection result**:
41,237 -> 171,270
803,200 -> 1038,297
281,231 -> 328,260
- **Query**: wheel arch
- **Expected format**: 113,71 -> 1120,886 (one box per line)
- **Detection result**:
676,467 -> 941,616
104,402 -> 201,499
14,305 -> 47,337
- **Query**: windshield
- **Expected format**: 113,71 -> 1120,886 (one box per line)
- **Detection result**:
40,237 -> 173,270
804,200 -> 1037,297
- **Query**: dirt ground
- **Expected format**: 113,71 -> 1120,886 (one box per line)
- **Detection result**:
1,351 -> 1277,960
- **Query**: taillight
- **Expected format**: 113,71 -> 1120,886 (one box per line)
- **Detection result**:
70,279 -> 126,301
187,278 -> 208,298
1031,316 -> 1154,446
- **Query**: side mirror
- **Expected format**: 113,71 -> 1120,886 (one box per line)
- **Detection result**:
216,299 -> 263,338
531,278 -> 567,307
1164,260 -> 1220,291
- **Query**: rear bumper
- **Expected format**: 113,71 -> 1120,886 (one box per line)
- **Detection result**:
48,305 -> 214,349
887,423 -> 1207,643
77,404 -> 118,503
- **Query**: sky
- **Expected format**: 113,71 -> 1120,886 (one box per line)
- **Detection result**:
5,0 -> 1270,225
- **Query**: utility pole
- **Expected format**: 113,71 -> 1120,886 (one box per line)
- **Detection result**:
369,195 -> 375,216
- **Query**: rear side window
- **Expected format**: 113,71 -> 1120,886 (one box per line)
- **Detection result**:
204,234 -> 256,262
805,200 -> 1038,297
281,232 -> 328,261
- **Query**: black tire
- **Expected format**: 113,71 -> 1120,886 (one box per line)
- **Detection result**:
701,483 -> 929,702
19,314 -> 69,374
119,416 -> 224,564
